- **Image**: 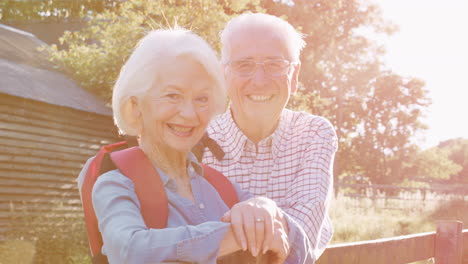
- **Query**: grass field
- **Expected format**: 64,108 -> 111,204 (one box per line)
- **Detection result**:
330,194 -> 468,244
1,195 -> 466,263
328,194 -> 467,264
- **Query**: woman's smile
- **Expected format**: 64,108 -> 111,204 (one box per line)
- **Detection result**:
167,123 -> 195,137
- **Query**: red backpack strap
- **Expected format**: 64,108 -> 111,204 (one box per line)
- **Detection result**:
81,141 -> 128,257
110,146 -> 168,229
202,164 -> 239,208
82,144 -> 233,258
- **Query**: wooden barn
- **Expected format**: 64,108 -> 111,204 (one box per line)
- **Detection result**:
0,24 -> 119,238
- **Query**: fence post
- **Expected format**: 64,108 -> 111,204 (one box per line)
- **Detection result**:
434,220 -> 463,264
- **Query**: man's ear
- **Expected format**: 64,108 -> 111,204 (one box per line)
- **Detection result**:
291,63 -> 301,95
223,63 -> 229,79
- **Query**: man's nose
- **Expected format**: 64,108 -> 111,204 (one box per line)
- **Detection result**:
251,64 -> 269,86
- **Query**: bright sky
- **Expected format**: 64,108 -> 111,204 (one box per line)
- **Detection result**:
376,0 -> 468,148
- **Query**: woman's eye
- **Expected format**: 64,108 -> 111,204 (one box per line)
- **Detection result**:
166,93 -> 180,100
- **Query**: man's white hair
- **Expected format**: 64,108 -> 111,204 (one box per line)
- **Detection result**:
220,13 -> 306,64
112,28 -> 226,136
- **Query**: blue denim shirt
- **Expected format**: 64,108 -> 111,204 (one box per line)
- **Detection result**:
90,153 -> 313,264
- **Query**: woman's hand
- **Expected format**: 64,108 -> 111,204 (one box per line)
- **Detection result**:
221,197 -> 288,257
218,225 -> 243,257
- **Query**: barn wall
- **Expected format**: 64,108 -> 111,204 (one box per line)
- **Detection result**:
0,93 -> 120,237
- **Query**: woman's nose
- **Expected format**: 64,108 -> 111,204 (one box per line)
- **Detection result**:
179,101 -> 197,119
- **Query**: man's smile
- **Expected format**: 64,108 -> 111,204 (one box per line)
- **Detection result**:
247,94 -> 274,102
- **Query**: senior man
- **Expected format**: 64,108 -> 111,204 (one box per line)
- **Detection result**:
202,13 -> 338,261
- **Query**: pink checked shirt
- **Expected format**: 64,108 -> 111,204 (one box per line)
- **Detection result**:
203,108 -> 338,260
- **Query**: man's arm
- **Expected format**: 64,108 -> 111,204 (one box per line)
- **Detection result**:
283,117 -> 338,259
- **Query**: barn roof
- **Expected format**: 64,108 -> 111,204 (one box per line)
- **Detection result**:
0,24 -> 112,116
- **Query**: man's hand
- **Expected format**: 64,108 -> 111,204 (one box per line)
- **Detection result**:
221,197 -> 288,257
263,219 -> 290,264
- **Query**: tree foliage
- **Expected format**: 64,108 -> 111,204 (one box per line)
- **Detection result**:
438,138 -> 468,181
12,0 -> 433,184
276,1 -> 431,183
406,148 -> 462,180
45,0 -> 262,99
0,0 -> 118,22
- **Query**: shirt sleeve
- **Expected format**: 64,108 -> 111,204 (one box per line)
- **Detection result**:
92,171 -> 231,264
228,171 -> 314,263
283,116 -> 338,261
282,209 -> 315,264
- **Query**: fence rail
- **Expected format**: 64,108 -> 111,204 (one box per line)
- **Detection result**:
317,220 -> 467,264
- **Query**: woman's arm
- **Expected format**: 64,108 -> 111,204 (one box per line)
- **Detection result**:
92,171 -> 241,264
218,226 -> 243,257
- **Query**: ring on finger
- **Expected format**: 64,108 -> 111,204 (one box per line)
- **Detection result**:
255,217 -> 265,223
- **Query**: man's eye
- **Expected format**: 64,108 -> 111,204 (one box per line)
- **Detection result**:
196,96 -> 209,103
238,62 -> 253,69
267,61 -> 286,69
234,61 -> 254,71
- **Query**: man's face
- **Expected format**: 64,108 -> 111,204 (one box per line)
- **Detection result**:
224,27 -> 300,127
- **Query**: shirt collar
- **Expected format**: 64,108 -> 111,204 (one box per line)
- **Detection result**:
213,107 -> 291,162
214,107 -> 249,163
187,152 -> 204,176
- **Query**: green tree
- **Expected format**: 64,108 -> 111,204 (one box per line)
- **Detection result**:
406,148 -> 462,180
275,1 -> 431,184
46,0 -> 262,100
438,138 -> 468,181
348,75 -> 430,183
0,0 -> 117,22
46,0 -> 432,185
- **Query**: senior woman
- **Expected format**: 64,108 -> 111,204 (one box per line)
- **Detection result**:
78,29 -> 312,264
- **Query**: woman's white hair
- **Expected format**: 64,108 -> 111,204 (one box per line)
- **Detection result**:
112,28 -> 226,136
220,13 -> 306,64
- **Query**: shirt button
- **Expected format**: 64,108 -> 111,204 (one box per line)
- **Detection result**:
199,203 -> 205,209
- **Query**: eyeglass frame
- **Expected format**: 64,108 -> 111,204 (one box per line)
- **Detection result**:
225,58 -> 298,77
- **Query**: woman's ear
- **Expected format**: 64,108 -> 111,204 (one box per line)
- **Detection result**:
121,96 -> 143,136
130,96 -> 142,119
130,96 -> 143,135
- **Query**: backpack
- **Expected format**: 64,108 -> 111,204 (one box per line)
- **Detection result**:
80,141 -> 239,263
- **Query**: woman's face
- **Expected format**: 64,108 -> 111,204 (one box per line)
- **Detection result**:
138,56 -> 217,154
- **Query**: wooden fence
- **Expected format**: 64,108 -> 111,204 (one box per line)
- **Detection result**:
317,220 -> 467,264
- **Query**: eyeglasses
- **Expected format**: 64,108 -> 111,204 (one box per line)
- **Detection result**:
227,59 -> 295,77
